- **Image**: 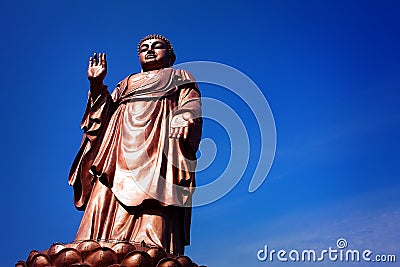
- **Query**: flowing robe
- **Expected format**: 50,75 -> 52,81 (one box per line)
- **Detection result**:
68,68 -> 202,254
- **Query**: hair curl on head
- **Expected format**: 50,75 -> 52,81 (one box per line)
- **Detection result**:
137,34 -> 176,60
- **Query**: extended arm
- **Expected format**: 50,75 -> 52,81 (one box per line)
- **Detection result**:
68,53 -> 113,209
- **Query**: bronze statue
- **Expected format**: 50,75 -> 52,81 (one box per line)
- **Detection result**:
68,34 -> 202,255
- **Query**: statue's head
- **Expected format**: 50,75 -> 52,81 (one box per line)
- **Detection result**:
137,34 -> 176,72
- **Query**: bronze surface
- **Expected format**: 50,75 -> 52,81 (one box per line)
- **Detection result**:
17,35 -> 204,267
69,35 -> 202,255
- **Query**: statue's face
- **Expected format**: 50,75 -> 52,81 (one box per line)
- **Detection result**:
139,38 -> 171,71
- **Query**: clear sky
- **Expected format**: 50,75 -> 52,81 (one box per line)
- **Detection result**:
1,0 -> 399,266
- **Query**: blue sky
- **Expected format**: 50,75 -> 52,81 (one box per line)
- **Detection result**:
1,0 -> 399,266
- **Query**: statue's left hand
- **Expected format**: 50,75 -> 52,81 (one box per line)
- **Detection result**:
169,112 -> 195,140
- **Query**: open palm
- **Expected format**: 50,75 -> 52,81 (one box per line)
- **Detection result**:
88,53 -> 107,81
169,112 -> 195,140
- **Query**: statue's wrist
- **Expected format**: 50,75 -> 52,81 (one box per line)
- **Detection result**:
89,80 -> 106,99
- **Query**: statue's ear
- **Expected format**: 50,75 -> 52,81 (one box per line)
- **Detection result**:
169,53 -> 176,66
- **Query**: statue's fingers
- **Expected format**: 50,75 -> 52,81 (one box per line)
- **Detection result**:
183,112 -> 194,124
183,126 -> 189,140
93,53 -> 98,65
89,57 -> 93,67
169,126 -> 177,138
99,53 -> 103,65
98,53 -> 103,66
101,53 -> 107,67
173,127 -> 180,138
174,127 -> 181,138
178,127 -> 185,138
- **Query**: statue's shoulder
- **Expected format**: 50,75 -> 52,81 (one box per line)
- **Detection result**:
171,68 -> 196,84
115,73 -> 141,90
111,73 -> 140,99
118,73 -> 140,85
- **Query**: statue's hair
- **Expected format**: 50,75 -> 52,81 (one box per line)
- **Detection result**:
137,34 -> 175,57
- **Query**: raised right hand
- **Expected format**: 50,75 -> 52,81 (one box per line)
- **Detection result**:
88,53 -> 107,82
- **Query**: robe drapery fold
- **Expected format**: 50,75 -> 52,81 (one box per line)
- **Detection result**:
68,68 -> 202,254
